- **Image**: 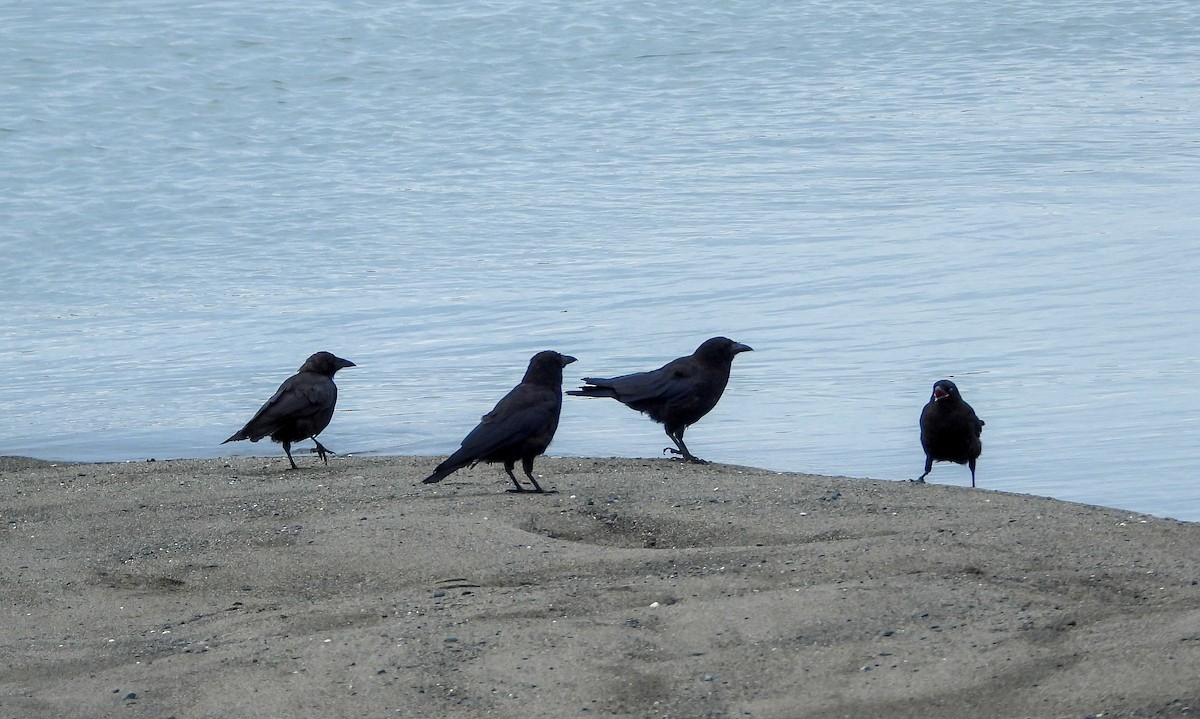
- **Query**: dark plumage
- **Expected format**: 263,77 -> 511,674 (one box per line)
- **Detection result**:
567,336 -> 753,464
917,379 -> 985,486
223,351 -> 356,469
423,350 -> 577,493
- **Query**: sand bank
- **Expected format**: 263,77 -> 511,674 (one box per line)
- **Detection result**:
1,455 -> 1197,718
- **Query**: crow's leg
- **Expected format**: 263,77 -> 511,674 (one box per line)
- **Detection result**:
282,441 -> 299,470
968,458 -> 977,488
663,428 -> 707,464
503,462 -> 528,492
311,437 -> 335,465
913,455 -> 933,483
520,456 -> 546,493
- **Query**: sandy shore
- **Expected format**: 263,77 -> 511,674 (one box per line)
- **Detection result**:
1,455 -> 1197,718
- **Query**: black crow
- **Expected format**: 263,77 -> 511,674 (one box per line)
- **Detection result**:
423,350 -> 577,492
567,336 -> 752,464
223,351 -> 355,469
917,379 -> 985,486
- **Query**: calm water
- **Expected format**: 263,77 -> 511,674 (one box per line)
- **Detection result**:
3,1 -> 1198,519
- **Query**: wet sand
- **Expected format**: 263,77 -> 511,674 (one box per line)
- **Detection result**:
1,455 -> 1197,718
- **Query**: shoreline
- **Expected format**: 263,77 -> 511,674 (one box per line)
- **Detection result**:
2,455 -> 1198,718
5,450 -> 1194,523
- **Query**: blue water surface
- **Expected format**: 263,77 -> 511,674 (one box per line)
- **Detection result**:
2,0 -> 1198,519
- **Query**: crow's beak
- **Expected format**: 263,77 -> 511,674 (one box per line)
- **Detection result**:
336,357 -> 357,369
933,386 -> 949,400
734,343 -> 754,354
561,355 -> 578,366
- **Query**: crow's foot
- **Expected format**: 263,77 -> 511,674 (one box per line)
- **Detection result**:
663,447 -> 708,464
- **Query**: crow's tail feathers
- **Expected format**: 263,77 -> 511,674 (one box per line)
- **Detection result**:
566,379 -> 618,399
422,453 -> 472,484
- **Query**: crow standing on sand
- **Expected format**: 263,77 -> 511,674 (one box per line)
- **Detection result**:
917,379 -> 985,486
567,336 -> 753,464
423,350 -> 577,493
223,351 -> 356,470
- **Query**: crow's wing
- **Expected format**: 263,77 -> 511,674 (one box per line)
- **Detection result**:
230,374 -> 334,441
587,357 -> 702,407
455,384 -> 557,458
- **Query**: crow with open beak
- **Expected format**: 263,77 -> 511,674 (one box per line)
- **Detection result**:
917,379 -> 985,486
